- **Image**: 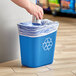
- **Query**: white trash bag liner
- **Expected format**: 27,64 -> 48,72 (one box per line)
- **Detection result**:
18,19 -> 59,37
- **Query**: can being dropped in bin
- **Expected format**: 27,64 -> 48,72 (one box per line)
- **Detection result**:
18,19 -> 59,68
32,16 -> 41,25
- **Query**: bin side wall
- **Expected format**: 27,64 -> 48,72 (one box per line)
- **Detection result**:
19,31 -> 57,67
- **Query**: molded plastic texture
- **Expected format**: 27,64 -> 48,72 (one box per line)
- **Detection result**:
19,31 -> 57,68
18,19 -> 59,68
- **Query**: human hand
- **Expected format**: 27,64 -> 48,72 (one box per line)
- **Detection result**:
26,2 -> 44,19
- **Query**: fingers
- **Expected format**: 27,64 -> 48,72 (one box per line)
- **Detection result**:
36,11 -> 43,19
38,11 -> 42,19
32,5 -> 44,20
34,13 -> 39,20
35,14 -> 39,20
37,6 -> 44,19
34,10 -> 42,20
40,7 -> 44,16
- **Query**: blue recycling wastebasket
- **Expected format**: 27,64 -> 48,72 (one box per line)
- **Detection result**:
18,19 -> 59,68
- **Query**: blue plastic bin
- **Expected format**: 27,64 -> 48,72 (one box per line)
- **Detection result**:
18,19 -> 59,68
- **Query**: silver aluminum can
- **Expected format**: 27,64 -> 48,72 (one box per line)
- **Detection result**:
32,16 -> 41,25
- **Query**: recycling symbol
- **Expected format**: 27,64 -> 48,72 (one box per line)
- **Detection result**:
42,37 -> 53,51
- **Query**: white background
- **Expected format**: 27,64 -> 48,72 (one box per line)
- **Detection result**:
0,0 -> 35,62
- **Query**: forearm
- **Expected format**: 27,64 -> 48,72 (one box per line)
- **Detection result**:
11,0 -> 43,19
11,0 -> 31,9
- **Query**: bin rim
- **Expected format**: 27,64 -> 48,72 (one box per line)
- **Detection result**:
17,20 -> 59,28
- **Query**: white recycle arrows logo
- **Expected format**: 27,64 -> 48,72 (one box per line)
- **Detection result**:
42,37 -> 53,51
